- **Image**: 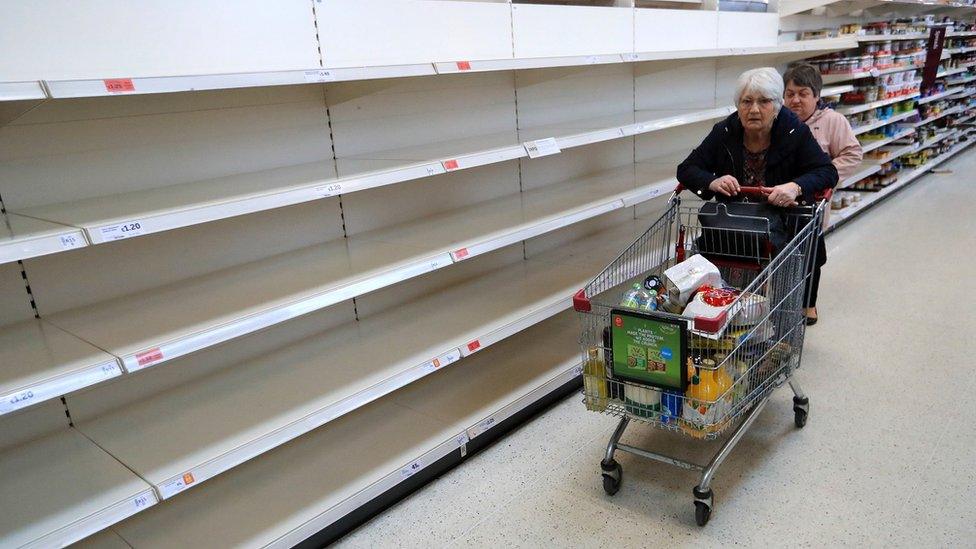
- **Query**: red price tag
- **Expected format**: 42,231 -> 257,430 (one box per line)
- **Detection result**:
455,247 -> 469,259
467,340 -> 481,352
442,159 -> 459,170
456,61 -> 471,71
135,348 -> 164,367
103,78 -> 135,93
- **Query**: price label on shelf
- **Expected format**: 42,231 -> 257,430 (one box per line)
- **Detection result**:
314,183 -> 343,197
442,159 -> 460,171
58,234 -> 83,250
453,247 -> 470,260
98,220 -> 145,241
468,416 -> 496,439
303,69 -> 336,83
869,68 -> 881,78
466,340 -> 481,353
524,137 -> 561,159
135,348 -> 164,368
401,460 -> 423,479
133,494 -> 153,511
103,79 -> 135,93
573,364 -> 584,377
456,61 -> 472,71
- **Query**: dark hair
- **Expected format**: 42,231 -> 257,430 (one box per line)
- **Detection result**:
783,63 -> 823,98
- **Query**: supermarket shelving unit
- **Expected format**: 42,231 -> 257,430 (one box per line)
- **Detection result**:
0,1 -> 971,546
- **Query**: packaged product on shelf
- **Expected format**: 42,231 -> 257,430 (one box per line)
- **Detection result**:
663,254 -> 722,307
583,348 -> 609,412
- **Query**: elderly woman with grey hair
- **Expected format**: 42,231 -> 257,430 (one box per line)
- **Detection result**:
677,67 -> 837,323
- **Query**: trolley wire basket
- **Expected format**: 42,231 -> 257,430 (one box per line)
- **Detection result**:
573,185 -> 823,526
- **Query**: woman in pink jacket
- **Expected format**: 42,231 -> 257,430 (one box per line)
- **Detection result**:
783,63 -> 864,325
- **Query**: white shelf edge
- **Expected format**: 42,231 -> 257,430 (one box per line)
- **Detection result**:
822,84 -> 855,96
917,87 -> 964,105
21,487 -> 158,549
852,109 -> 918,136
0,81 -> 47,101
0,223 -> 89,266
836,91 -> 921,116
117,252 -> 454,373
822,64 -> 921,85
938,67 -> 970,78
0,357 -> 122,417
43,65 -> 438,99
913,105 -> 963,128
860,127 -> 915,153
856,33 -> 930,42
839,164 -> 883,189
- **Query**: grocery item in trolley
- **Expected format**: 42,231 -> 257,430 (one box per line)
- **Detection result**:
662,254 -> 722,306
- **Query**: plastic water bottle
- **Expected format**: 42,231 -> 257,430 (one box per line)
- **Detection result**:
620,283 -> 651,310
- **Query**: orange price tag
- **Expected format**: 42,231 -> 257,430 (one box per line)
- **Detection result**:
182,472 -> 195,485
103,78 -> 135,93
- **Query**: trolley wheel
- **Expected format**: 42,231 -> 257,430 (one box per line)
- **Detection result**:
694,502 -> 712,526
600,459 -> 622,496
693,486 -> 713,527
793,395 -> 809,429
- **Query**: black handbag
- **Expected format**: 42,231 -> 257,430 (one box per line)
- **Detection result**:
695,200 -> 791,262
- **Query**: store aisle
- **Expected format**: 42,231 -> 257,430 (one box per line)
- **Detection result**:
335,151 -> 976,548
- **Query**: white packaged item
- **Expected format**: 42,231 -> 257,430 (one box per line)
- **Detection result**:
732,292 -> 769,326
664,254 -> 722,306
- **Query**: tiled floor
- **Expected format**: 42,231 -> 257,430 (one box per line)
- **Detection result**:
336,151 -> 976,548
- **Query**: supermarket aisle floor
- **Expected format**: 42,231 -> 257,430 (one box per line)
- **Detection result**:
335,151 -> 976,548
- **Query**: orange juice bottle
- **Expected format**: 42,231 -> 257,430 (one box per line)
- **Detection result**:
682,358 -> 734,438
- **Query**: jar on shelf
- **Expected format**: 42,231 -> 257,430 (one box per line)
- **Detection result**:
874,52 -> 894,68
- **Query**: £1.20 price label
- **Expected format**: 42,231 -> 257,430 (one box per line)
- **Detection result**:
99,220 -> 145,242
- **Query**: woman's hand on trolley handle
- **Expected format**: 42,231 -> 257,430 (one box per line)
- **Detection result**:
766,182 -> 802,208
708,175 -> 741,197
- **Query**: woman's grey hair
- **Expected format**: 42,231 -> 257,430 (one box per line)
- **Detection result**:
734,67 -> 785,109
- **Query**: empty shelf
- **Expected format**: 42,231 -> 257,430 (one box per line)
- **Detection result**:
110,398 -> 459,549
105,309 -> 584,548
73,254 -> 597,500
44,237 -> 450,373
13,108 -> 723,251
0,214 -> 88,265
14,161 -> 338,245
43,160 -> 678,374
0,429 -> 157,548
0,319 -> 120,417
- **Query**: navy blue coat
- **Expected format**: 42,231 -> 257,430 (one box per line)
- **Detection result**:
676,107 -> 838,203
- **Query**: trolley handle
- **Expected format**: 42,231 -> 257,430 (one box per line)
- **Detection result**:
674,183 -> 771,199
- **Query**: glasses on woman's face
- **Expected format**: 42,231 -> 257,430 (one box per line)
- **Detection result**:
739,97 -> 775,110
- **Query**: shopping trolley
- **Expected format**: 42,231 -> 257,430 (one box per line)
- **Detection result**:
572,185 -> 823,526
